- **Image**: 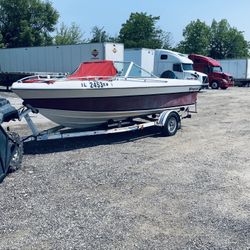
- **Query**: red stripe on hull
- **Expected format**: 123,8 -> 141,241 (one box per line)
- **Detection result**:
24,92 -> 197,112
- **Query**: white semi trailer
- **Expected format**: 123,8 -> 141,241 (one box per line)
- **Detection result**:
125,48 -> 208,87
218,59 -> 250,87
0,43 -> 124,88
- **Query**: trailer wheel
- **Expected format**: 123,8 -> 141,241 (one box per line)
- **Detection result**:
162,112 -> 180,136
7,132 -> 23,173
211,81 -> 219,89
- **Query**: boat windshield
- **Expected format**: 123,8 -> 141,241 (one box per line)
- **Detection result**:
114,62 -> 157,78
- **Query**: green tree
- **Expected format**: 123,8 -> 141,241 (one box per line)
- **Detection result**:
209,19 -> 249,59
0,33 -> 4,48
0,0 -> 59,48
90,26 -> 110,43
54,22 -> 84,45
118,12 -> 172,49
177,19 -> 249,59
90,26 -> 119,43
176,19 -> 210,55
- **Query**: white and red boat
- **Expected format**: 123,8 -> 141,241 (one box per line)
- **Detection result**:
11,60 -> 202,129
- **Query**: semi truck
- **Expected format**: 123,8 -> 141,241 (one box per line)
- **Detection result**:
124,48 -> 208,87
217,59 -> 250,87
188,54 -> 234,89
0,43 -> 124,89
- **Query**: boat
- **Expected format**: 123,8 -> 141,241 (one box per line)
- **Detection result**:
11,60 -> 202,129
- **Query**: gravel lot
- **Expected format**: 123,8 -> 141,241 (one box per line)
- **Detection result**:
0,87 -> 250,249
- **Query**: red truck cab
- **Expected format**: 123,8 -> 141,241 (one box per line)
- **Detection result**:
188,54 -> 234,89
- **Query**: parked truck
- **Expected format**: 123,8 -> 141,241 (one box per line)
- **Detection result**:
125,48 -> 208,87
0,43 -> 124,89
188,54 -> 234,89
217,59 -> 250,87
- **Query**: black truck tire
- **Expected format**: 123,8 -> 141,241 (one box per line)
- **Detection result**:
211,81 -> 219,89
160,71 -> 177,79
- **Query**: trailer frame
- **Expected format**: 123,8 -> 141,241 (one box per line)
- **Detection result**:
19,105 -> 196,142
1,97 -> 197,144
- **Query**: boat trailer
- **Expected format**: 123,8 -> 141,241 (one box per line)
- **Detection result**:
0,97 -> 196,182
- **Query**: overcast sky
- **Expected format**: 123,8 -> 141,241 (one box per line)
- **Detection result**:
50,0 -> 250,46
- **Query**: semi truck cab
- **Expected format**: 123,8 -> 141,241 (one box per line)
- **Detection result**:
189,54 -> 234,89
154,49 -> 209,87
124,48 -> 208,87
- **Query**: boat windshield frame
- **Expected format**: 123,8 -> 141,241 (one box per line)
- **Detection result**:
114,61 -> 158,78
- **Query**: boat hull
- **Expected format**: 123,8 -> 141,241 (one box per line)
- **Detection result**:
23,92 -> 197,128
38,107 -> 183,128
12,78 -> 201,128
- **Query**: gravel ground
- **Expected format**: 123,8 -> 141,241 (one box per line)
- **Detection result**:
0,87 -> 250,249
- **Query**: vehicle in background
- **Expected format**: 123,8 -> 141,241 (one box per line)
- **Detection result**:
125,48 -> 208,88
189,54 -> 234,89
217,59 -> 250,87
0,43 -> 124,89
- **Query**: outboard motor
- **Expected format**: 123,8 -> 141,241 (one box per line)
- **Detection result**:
0,98 -> 23,183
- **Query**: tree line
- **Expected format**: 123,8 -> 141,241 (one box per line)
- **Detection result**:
0,0 -> 249,59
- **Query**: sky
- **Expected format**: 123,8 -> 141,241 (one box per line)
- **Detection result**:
50,0 -> 250,46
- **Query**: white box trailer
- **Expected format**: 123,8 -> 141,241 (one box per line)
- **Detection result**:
0,43 -> 124,88
218,59 -> 250,86
125,48 -> 208,87
124,48 -> 155,74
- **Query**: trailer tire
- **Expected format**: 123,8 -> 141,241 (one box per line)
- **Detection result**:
211,81 -> 219,89
7,132 -> 23,173
162,112 -> 179,136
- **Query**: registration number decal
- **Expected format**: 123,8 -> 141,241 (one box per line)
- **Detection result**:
81,81 -> 111,88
